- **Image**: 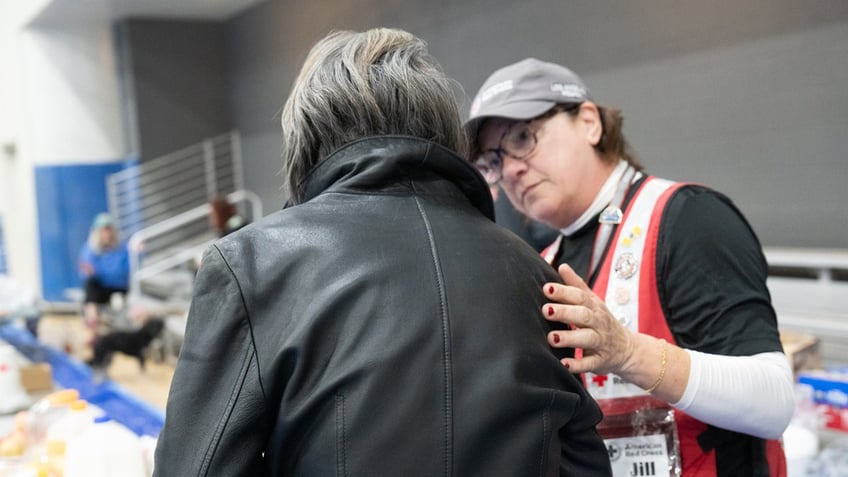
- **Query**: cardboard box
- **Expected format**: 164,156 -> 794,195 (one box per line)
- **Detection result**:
780,331 -> 822,376
18,363 -> 53,393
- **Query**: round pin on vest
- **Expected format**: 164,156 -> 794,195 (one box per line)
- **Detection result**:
614,252 -> 638,279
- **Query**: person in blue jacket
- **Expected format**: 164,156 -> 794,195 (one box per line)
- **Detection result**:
78,213 -> 129,327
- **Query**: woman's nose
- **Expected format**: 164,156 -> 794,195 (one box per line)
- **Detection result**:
500,154 -> 528,182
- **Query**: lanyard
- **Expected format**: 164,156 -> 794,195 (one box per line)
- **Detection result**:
588,165 -> 638,279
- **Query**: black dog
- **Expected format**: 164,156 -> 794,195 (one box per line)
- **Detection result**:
88,318 -> 165,371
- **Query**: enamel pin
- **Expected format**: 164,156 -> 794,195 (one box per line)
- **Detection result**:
599,205 -> 623,225
614,252 -> 638,280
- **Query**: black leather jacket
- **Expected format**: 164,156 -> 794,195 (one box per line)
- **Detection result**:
154,136 -> 611,476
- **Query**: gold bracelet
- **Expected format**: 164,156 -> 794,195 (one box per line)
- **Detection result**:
644,339 -> 667,393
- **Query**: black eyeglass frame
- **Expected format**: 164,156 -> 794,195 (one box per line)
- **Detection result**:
473,105 -> 578,185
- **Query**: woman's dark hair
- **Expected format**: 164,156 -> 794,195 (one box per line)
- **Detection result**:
562,102 -> 643,171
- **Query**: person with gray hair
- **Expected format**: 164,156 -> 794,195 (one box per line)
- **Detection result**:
154,29 -> 611,476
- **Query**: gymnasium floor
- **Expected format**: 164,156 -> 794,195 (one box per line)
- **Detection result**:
36,314 -> 175,411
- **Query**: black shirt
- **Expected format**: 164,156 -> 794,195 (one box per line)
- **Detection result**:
553,177 -> 784,476
555,178 -> 782,356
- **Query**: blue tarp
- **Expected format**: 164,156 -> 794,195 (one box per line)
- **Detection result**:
0,323 -> 164,437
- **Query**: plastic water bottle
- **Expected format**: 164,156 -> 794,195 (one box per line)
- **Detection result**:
42,399 -> 95,475
63,416 -> 147,477
26,389 -> 80,452
46,399 -> 94,445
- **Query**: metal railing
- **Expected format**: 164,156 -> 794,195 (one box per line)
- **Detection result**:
127,189 -> 262,300
765,247 -> 848,283
104,130 -> 263,304
107,131 -> 244,238
765,247 -> 848,363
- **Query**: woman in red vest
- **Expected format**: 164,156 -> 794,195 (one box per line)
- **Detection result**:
466,58 -> 794,476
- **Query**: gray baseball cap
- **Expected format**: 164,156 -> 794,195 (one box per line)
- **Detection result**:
465,58 -> 591,139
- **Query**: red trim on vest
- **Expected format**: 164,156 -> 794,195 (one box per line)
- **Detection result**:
584,178 -> 658,383
768,440 -> 788,476
638,182 -> 681,342
591,177 -> 657,300
589,178 -> 786,476
645,184 -> 718,475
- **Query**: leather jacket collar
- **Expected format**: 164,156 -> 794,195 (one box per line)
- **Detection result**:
298,136 -> 495,220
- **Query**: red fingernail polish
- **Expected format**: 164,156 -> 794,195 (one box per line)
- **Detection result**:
547,306 -> 554,316
553,333 -> 560,344
548,286 -> 554,295
564,362 -> 570,369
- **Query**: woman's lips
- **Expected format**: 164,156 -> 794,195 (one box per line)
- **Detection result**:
521,181 -> 542,202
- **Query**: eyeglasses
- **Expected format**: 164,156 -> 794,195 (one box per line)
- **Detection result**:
474,108 -> 564,185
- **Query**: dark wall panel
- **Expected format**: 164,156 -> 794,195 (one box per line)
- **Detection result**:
226,0 -> 848,248
121,19 -> 232,160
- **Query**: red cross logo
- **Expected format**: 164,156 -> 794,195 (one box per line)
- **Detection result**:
592,374 -> 609,387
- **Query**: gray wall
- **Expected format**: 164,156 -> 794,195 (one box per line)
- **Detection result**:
120,18 -> 232,160
226,0 -> 848,248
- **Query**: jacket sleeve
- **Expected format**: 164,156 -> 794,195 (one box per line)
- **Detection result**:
559,387 -> 613,476
154,245 -> 268,477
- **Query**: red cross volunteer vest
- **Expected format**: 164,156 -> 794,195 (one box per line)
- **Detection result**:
547,176 -> 787,477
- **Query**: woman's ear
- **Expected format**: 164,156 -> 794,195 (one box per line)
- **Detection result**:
577,102 -> 603,146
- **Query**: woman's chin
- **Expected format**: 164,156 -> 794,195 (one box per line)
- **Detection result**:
524,205 -> 558,229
